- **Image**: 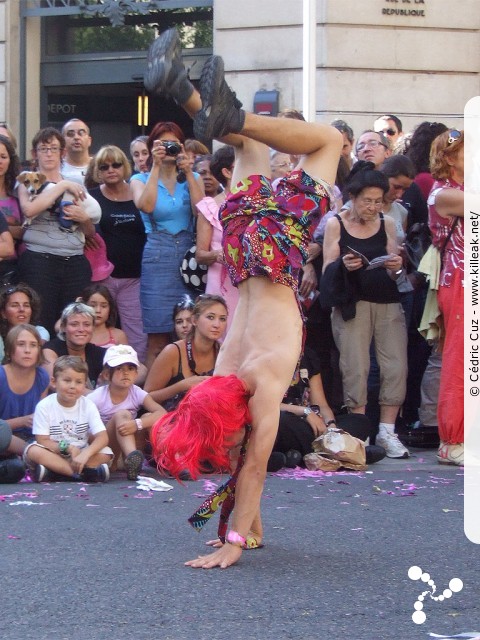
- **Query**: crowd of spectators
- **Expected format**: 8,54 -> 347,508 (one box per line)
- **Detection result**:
0,109 -> 464,484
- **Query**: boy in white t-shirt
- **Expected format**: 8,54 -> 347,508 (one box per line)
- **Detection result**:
25,356 -> 113,482
89,345 -> 165,480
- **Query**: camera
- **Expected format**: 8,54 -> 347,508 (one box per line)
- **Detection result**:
163,141 -> 182,156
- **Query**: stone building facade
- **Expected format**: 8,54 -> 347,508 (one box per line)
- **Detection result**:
0,0 -> 478,159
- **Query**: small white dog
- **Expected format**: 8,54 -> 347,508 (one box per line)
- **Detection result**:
17,171 -> 97,232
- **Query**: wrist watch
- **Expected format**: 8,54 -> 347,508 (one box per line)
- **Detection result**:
303,407 -> 313,418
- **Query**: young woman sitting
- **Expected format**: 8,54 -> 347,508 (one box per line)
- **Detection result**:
144,294 -> 227,411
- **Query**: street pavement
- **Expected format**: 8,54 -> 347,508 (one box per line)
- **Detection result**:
1,447 -> 478,640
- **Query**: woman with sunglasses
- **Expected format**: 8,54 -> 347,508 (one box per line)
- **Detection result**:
427,129 -> 464,466
130,121 -> 205,369
144,294 -> 227,411
17,127 -> 101,336
89,145 -> 147,362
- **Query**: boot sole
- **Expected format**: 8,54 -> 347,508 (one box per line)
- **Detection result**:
144,28 -> 180,94
125,450 -> 145,481
194,56 -> 226,143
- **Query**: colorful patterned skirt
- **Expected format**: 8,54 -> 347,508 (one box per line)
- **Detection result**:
220,170 -> 332,292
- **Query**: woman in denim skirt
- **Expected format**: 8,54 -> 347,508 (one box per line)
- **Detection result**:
131,121 -> 204,368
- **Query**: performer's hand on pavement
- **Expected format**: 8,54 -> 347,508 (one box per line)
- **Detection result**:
185,543 -> 243,569
205,538 -> 223,548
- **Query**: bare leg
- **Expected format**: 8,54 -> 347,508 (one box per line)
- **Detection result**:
26,445 -> 76,476
186,278 -> 302,568
380,405 -> 401,424
8,435 -> 27,456
182,89 -> 341,184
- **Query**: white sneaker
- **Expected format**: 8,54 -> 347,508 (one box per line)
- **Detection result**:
437,441 -> 464,466
376,432 -> 410,459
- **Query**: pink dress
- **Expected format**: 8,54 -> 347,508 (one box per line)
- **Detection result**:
196,197 -> 239,333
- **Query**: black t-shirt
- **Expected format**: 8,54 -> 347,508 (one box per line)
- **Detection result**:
402,181 -> 428,229
337,214 -> 400,304
43,338 -> 106,389
89,187 -> 146,279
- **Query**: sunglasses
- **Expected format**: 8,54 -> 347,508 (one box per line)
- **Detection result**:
447,129 -> 462,145
384,128 -> 397,136
99,162 -> 123,171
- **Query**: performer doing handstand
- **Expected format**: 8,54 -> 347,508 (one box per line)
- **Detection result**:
146,29 -> 342,569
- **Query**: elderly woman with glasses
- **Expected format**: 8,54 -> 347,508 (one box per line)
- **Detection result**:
17,127 -> 101,336
322,164 -> 409,460
88,145 -> 147,362
427,129 -> 464,466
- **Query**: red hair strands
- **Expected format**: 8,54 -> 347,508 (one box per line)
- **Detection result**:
151,375 -> 251,480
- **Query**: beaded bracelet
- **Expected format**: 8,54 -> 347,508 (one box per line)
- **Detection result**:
226,530 -> 246,548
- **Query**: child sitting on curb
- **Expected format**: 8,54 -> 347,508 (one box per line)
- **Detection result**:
24,355 -> 113,482
88,345 -> 165,480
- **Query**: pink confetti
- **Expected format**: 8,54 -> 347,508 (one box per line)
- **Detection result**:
8,535 -> 20,539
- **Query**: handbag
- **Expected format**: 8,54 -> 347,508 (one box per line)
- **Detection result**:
180,229 -> 208,293
403,222 -> 432,270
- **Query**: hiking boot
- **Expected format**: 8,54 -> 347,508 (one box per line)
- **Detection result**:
285,449 -> 303,468
194,55 -> 245,144
0,457 -> 26,483
124,450 -> 145,481
144,27 -> 194,104
267,452 -> 286,472
365,445 -> 387,465
81,463 -> 110,483
437,441 -> 464,466
375,432 -> 410,459
34,463 -> 53,483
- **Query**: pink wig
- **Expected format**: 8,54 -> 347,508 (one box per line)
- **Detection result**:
151,375 -> 251,480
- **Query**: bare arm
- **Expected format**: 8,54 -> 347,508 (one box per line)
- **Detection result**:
321,216 -> 342,272
383,216 -> 403,272
144,343 -> 208,403
0,230 -> 15,259
435,188 -> 464,218
195,211 -> 219,265
131,166 -> 161,214
18,181 -> 86,219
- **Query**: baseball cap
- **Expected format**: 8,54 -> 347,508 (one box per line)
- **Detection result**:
103,345 -> 140,368
0,419 -> 12,454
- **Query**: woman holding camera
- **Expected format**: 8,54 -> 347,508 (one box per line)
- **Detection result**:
131,122 -> 204,368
